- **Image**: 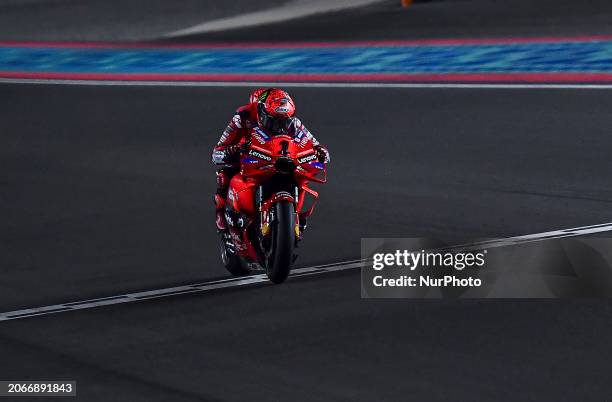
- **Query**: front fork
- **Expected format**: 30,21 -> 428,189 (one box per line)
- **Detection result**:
257,186 -> 302,244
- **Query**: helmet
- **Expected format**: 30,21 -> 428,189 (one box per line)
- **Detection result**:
249,88 -> 267,104
256,88 -> 296,134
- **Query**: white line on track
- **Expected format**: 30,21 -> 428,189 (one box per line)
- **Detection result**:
166,0 -> 387,38
2,78 -> 612,89
2,222 -> 612,322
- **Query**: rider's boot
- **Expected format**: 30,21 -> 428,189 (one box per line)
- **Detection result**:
214,194 -> 228,231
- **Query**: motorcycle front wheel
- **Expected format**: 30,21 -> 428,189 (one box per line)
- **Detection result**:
266,201 -> 295,284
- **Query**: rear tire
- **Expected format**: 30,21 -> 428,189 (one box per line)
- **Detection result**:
266,201 -> 295,284
219,232 -> 250,276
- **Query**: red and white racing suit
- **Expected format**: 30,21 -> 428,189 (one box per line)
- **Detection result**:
212,102 -> 330,230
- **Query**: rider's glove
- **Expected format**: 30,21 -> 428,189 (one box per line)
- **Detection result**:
226,144 -> 241,157
240,141 -> 252,154
315,146 -> 330,163
227,142 -> 251,156
212,145 -> 240,165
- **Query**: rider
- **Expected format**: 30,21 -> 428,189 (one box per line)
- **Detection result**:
212,87 -> 330,231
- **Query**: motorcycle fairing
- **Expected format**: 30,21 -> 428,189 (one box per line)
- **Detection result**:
226,129 -> 326,260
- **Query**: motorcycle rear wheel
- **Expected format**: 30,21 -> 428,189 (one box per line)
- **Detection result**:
219,232 -> 251,276
266,201 -> 295,284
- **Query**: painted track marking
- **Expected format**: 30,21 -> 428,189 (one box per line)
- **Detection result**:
3,38 -> 612,83
2,222 -> 612,322
3,78 -> 612,89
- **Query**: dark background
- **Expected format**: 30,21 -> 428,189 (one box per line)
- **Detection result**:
1,1 -> 612,400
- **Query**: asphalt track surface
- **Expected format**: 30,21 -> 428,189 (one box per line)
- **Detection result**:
0,0 -> 288,41
3,0 -> 612,42
175,0 -> 612,42
2,83 -> 612,400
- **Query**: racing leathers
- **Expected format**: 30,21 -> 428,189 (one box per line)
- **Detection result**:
212,102 -> 330,231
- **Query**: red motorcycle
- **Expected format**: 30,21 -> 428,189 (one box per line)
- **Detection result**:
219,127 -> 327,283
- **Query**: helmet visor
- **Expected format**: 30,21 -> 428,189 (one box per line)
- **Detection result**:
258,104 -> 289,133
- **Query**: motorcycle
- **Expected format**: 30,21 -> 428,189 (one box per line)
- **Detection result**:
219,127 -> 327,284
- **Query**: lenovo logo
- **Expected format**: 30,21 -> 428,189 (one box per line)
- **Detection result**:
298,154 -> 317,164
249,150 -> 272,161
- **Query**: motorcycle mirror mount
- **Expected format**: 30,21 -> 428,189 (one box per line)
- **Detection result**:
280,141 -> 289,156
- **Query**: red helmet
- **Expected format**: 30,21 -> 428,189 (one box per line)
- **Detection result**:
256,88 -> 296,133
249,88 -> 266,104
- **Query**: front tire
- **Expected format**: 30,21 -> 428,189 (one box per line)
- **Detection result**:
266,201 -> 296,284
